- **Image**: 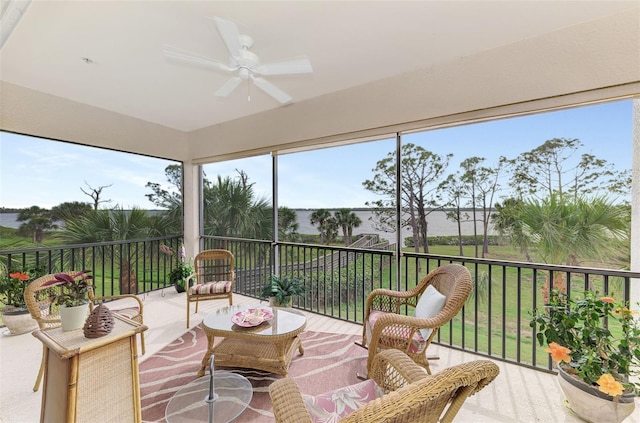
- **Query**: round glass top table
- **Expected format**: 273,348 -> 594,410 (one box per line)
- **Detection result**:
198,305 -> 307,377
165,371 -> 253,423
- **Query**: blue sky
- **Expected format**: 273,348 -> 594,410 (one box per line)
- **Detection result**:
0,100 -> 633,210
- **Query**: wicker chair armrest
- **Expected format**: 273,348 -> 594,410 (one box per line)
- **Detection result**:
370,349 -> 429,392
90,293 -> 143,316
269,377 -> 313,423
365,288 -> 420,315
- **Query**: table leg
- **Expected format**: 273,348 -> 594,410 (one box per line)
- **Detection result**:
198,329 -> 216,377
298,338 -> 304,355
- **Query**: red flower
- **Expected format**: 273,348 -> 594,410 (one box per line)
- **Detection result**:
9,272 -> 29,281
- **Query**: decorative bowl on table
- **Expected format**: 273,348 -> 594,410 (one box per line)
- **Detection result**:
232,308 -> 274,327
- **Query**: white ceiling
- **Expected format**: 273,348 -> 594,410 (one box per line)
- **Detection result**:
1,1 -> 639,133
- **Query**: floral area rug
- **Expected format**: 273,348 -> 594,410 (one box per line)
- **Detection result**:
139,326 -> 366,422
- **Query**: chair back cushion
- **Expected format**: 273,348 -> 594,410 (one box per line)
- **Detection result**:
304,378 -> 384,422
414,284 -> 446,339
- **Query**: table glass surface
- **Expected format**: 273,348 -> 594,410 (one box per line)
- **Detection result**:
203,305 -> 306,336
165,372 -> 253,423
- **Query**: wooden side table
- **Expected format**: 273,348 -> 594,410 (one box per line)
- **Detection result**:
32,313 -> 147,423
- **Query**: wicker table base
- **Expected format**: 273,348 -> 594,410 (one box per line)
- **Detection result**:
198,305 -> 306,377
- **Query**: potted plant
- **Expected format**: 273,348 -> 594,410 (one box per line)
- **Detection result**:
164,243 -> 193,293
0,267 -> 43,334
42,271 -> 93,331
169,259 -> 194,293
530,289 -> 640,423
260,274 -> 306,307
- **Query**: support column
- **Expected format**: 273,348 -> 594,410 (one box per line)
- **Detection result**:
631,98 -> 640,307
183,161 -> 200,259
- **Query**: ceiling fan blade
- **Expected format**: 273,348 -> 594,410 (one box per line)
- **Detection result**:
164,46 -> 232,73
256,57 -> 313,76
252,76 -> 292,104
211,17 -> 242,58
215,76 -> 243,97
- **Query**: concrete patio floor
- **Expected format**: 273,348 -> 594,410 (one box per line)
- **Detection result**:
1,289 -> 639,423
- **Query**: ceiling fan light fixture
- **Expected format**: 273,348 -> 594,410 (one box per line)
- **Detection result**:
164,16 -> 312,104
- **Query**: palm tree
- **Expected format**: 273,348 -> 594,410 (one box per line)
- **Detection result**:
203,174 -> 272,240
517,194 -> 628,266
334,208 -> 362,246
61,207 -> 153,294
310,209 -> 331,244
502,194 -> 629,300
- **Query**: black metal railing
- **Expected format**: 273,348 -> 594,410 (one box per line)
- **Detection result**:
3,234 -> 638,376
0,236 -> 183,296
203,235 -> 640,374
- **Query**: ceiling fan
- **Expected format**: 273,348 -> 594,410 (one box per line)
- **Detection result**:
164,17 -> 313,104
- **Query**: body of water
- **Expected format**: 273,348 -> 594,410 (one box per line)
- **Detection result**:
0,208 -> 496,242
294,208 -> 496,243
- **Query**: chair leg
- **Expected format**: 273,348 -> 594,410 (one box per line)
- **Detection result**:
139,332 -> 146,356
186,299 -> 190,328
33,345 -> 46,392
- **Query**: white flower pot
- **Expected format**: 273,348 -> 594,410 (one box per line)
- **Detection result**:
557,365 -> 635,423
2,308 -> 38,335
60,303 -> 89,331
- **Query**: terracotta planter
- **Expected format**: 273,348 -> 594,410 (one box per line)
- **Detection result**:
60,303 -> 90,331
557,365 -> 635,423
2,307 -> 38,335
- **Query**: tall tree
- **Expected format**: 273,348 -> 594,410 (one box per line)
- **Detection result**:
50,201 -> 93,223
16,206 -> 56,243
509,138 -> 627,200
471,157 -> 506,257
145,164 -> 183,235
460,157 -> 482,258
80,181 -> 113,210
278,207 -> 299,242
363,143 -> 451,253
334,208 -> 362,246
438,172 -> 469,256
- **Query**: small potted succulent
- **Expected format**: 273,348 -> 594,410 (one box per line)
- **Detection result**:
42,271 -> 93,331
260,274 -> 306,307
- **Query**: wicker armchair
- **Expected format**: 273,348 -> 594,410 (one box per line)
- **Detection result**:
269,349 -> 499,423
24,271 -> 145,392
361,264 -> 472,376
186,249 -> 234,328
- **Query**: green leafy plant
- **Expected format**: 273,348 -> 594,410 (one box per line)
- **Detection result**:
260,274 -> 306,305
0,265 -> 46,310
531,289 -> 640,397
168,259 -> 194,291
42,271 -> 93,308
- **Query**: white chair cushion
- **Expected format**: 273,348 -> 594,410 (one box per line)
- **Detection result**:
413,285 -> 446,340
